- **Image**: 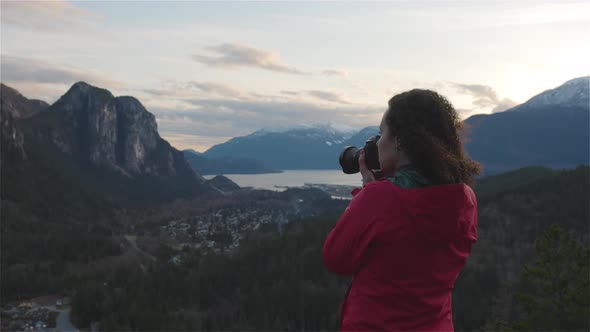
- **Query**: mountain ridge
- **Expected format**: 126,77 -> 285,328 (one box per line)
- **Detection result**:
203,124 -> 361,169
507,76 -> 589,112
201,77 -> 589,173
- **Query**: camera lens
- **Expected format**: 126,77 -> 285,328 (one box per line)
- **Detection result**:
339,146 -> 360,174
338,135 -> 381,174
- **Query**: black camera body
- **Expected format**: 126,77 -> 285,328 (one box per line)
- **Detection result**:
339,135 -> 381,174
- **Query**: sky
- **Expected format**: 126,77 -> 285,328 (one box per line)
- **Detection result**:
1,1 -> 589,152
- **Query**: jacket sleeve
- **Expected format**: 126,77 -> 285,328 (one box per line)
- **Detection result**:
322,183 -> 382,275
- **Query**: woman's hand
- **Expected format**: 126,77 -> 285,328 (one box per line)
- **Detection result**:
359,149 -> 381,186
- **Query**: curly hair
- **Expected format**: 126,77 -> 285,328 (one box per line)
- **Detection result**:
386,89 -> 482,186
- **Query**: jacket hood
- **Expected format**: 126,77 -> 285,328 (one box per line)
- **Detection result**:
395,183 -> 478,243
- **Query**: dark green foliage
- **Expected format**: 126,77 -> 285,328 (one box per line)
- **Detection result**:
70,216 -> 350,331
69,167 -> 589,331
4,130 -> 589,332
479,165 -> 589,234
474,166 -> 557,199
0,209 -> 122,301
513,225 -> 589,331
453,166 -> 589,330
1,115 -> 125,302
2,121 -> 116,221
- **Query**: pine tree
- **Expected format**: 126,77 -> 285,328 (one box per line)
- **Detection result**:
513,224 -> 590,331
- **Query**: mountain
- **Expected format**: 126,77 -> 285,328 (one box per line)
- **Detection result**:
203,77 -> 588,173
1,82 -> 213,206
1,84 -> 49,160
0,83 -> 48,119
206,175 -> 240,193
508,76 -> 589,112
342,126 -> 379,147
464,76 -> 589,174
32,82 -> 201,179
183,150 -> 280,175
203,124 -> 362,169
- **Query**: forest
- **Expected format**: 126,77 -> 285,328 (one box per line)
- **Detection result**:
69,166 -> 589,331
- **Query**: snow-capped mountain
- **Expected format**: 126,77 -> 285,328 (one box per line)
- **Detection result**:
248,123 -> 357,147
508,76 -> 589,112
342,126 -> 380,147
251,123 -> 357,137
464,76 -> 589,174
203,123 -> 370,169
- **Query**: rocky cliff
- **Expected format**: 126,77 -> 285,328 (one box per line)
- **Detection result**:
1,84 -> 49,160
1,82 -> 211,205
31,81 -> 198,179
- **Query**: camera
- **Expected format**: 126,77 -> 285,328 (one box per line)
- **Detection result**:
339,135 -> 381,174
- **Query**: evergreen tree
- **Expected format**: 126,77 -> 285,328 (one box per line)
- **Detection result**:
513,224 -> 590,331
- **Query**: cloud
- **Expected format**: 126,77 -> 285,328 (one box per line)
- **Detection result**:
144,80 -> 354,107
280,90 -> 300,96
140,79 -> 378,151
307,90 -> 351,104
321,69 -> 349,77
0,55 -> 124,102
1,56 -> 115,85
185,81 -> 245,99
448,82 -> 518,113
144,81 -> 245,100
0,0 -> 96,32
192,43 -> 307,75
149,94 -> 383,151
491,98 -> 519,113
143,88 -> 173,97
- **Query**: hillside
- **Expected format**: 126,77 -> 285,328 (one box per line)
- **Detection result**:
64,166 -> 589,330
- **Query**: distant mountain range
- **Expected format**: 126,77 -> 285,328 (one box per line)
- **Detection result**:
202,123 -> 378,170
203,76 -> 589,174
185,124 -> 378,174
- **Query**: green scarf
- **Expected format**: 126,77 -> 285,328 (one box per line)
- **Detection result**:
386,164 -> 432,189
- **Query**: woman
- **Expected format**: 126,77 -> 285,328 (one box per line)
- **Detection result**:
323,89 -> 482,331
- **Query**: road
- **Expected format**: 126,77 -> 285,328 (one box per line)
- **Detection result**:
37,305 -> 79,332
55,308 -> 78,332
125,235 -> 157,261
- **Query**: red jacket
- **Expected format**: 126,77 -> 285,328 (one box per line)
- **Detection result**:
322,179 -> 478,331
